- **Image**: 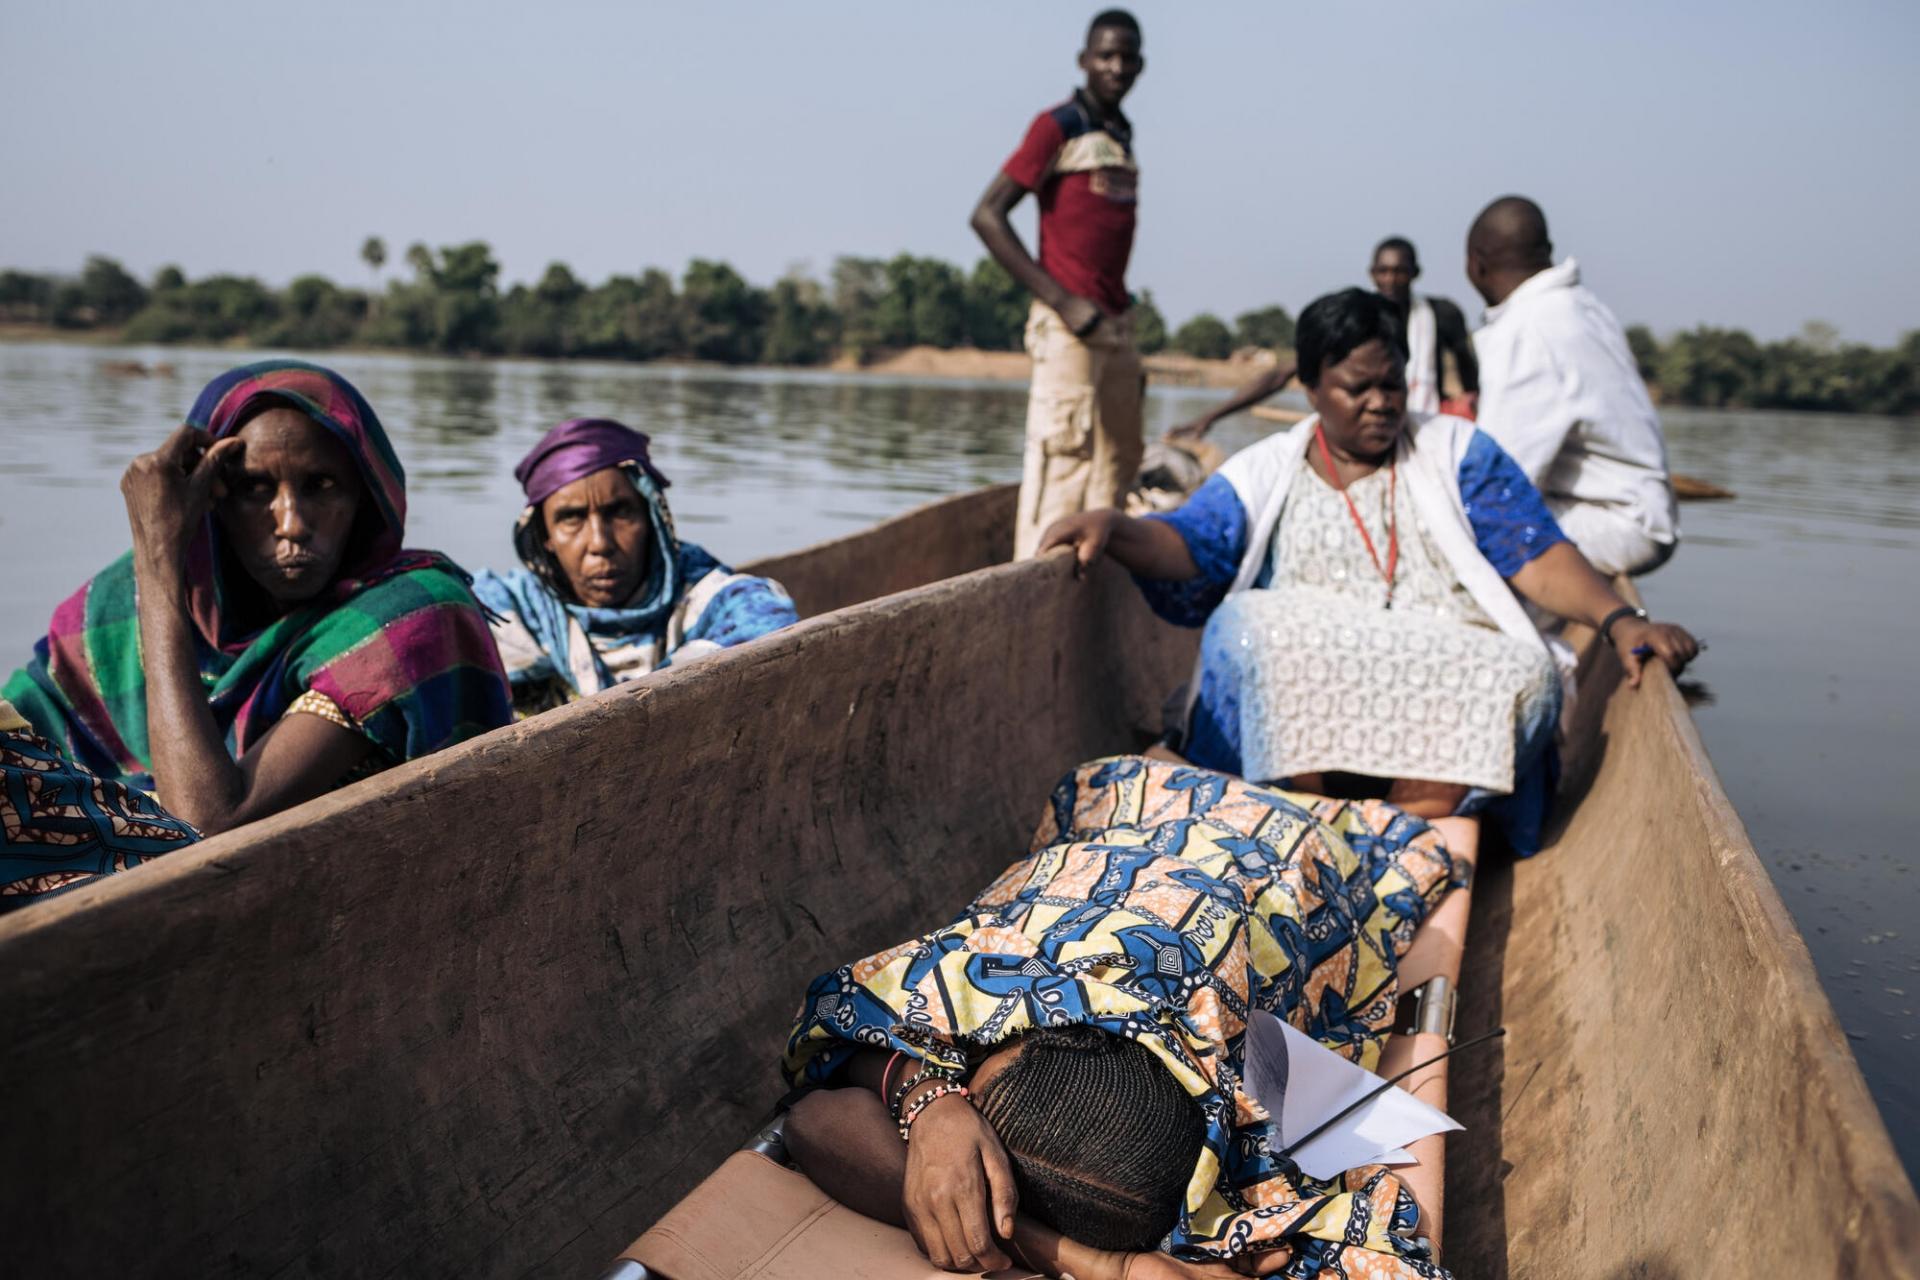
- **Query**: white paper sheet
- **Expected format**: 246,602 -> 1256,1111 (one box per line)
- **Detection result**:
1241,1009 -> 1462,1181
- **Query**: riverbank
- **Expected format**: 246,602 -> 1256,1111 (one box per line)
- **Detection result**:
846,343 -> 1275,388
0,323 -> 1275,390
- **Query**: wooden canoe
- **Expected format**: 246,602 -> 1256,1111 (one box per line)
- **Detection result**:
0,484 -> 1912,1278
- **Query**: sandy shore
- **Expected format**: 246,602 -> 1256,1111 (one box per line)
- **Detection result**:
854,343 -> 1278,389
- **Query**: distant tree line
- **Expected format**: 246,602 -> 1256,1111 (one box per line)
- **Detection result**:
2,247 -> 1914,414
1622,321 -> 1920,416
0,244 -> 1294,368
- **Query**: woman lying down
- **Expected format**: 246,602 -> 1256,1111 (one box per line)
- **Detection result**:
782,755 -> 1463,1279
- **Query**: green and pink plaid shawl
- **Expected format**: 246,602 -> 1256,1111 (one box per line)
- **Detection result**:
3,360 -> 512,788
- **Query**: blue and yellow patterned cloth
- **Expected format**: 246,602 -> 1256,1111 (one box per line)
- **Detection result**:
1,696 -> 201,910
785,756 -> 1463,1276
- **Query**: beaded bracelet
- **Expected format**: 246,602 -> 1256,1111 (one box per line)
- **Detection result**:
878,1051 -> 907,1110
898,1082 -> 969,1140
887,1059 -> 961,1122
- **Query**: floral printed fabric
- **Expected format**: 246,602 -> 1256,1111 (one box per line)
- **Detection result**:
785,756 -> 1462,1276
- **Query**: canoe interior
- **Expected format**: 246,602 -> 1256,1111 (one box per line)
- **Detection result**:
0,490 -> 1914,1279
741,483 -> 1016,618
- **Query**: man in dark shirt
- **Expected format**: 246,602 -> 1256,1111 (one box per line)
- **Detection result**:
1368,237 -> 1478,416
971,9 -> 1146,558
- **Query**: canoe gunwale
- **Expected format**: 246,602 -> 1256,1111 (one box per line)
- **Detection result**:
1444,595 -> 1920,1277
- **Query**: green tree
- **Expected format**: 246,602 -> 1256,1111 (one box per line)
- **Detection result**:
80,255 -> 148,325
359,238 -> 386,319
574,268 -> 681,359
873,254 -> 965,348
1171,312 -> 1233,360
1624,324 -> 1661,383
1233,305 -> 1294,352
762,275 -> 837,365
361,236 -> 387,289
260,275 -> 365,348
125,274 -> 278,343
962,257 -> 1027,350
424,242 -> 502,353
49,282 -> 90,329
0,270 -> 54,322
499,285 -> 563,357
1892,331 -> 1920,415
1657,326 -> 1764,408
830,256 -> 888,356
1131,290 -> 1168,354
501,262 -> 590,357
680,258 -> 767,363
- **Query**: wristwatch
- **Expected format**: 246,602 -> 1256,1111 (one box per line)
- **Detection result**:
1598,605 -> 1648,646
1393,976 -> 1457,1043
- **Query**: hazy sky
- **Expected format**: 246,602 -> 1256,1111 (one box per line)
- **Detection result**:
4,1 -> 1914,343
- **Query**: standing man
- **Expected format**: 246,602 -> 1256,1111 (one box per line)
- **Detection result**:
1467,196 -> 1678,576
1369,236 -> 1477,416
972,10 -> 1146,559
1167,236 -> 1477,439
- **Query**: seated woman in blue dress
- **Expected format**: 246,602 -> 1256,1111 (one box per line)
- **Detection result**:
473,419 -> 799,716
1040,288 -> 1700,853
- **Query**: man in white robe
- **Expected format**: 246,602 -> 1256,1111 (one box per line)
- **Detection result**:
1467,196 -> 1679,576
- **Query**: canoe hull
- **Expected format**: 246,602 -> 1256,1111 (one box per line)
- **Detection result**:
0,488 -> 1912,1277
0,502 -> 1191,1278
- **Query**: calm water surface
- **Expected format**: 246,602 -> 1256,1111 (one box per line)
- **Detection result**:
2,342 -> 1915,1175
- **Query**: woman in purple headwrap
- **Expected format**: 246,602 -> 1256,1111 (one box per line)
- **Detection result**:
472,418 -> 799,716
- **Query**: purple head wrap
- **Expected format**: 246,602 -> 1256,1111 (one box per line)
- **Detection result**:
514,418 -> 670,509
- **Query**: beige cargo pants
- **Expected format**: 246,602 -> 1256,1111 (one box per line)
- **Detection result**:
1013,300 -> 1145,559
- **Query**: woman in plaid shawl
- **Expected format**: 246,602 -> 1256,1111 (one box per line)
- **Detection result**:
3,360 -> 511,838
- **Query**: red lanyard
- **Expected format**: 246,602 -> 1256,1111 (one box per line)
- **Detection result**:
1313,422 -> 1398,606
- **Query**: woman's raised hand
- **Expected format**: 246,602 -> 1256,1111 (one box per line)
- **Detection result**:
900,1091 -> 1019,1272
1611,616 -> 1701,689
1037,509 -> 1122,577
121,426 -> 242,572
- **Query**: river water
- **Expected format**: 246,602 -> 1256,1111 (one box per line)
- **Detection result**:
2,342 -> 1915,1176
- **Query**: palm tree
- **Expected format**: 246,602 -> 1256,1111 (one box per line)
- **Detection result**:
360,236 -> 386,317
405,242 -> 435,282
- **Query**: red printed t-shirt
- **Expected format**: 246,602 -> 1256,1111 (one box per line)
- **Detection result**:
1002,91 -> 1138,316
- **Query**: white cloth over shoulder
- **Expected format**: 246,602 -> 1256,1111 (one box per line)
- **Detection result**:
1218,415 -> 1549,657
1404,294 -> 1440,415
1473,259 -> 1678,573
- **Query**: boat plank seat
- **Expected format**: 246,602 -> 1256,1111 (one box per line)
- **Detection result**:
607,1151 -> 1040,1280
609,816 -> 1480,1279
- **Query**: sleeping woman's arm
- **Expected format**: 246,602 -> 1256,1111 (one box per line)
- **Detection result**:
786,1077 -> 1240,1279
784,1083 -> 909,1226
786,1052 -> 1019,1273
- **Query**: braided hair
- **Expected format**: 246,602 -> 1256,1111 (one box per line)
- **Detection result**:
974,1025 -> 1203,1252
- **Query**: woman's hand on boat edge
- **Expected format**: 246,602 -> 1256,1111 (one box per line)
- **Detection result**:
1039,510 -> 1119,576
1611,616 -> 1701,688
1038,510 -> 1201,582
